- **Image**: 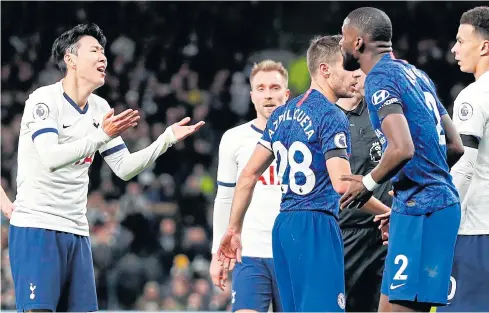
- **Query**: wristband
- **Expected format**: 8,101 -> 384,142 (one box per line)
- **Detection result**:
362,172 -> 380,191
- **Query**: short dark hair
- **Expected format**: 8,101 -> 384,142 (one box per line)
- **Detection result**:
346,7 -> 392,42
460,6 -> 489,40
51,23 -> 107,73
306,35 -> 342,76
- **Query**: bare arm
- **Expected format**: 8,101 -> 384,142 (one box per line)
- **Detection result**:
326,156 -> 352,195
327,157 -> 390,215
441,114 -> 465,168
370,111 -> 415,184
340,106 -> 413,210
361,196 -> 391,215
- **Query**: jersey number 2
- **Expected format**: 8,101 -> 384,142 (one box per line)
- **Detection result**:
424,92 -> 446,146
394,254 -> 408,280
272,141 -> 316,195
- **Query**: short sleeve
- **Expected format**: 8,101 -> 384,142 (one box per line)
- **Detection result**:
365,71 -> 404,122
24,91 -> 60,141
453,96 -> 487,140
319,109 -> 351,159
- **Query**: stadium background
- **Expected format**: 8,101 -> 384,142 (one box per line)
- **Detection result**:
0,1 -> 484,311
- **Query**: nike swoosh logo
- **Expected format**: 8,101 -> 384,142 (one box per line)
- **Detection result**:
390,283 -> 406,290
63,124 -> 70,128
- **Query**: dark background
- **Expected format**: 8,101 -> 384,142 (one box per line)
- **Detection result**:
1,1 -> 483,311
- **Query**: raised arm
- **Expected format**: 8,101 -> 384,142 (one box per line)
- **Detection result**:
100,117 -> 204,181
28,95 -> 139,172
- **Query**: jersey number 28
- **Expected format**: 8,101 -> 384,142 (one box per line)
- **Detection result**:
272,141 -> 316,195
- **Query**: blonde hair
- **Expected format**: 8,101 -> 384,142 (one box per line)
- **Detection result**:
249,60 -> 289,88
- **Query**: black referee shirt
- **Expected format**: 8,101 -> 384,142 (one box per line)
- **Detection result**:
337,99 -> 393,228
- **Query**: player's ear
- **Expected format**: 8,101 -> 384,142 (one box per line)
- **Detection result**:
285,88 -> 291,101
64,53 -> 76,70
354,37 -> 364,52
319,63 -> 330,78
480,39 -> 489,56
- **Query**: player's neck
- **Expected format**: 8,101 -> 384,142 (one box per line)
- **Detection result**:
62,74 -> 95,110
336,96 -> 362,111
360,49 -> 391,74
310,80 -> 338,103
254,116 -> 267,131
474,59 -> 489,81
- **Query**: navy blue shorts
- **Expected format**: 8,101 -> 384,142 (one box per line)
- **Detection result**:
272,210 -> 345,312
436,234 -> 489,312
381,203 -> 460,306
9,225 -> 98,312
231,257 -> 282,312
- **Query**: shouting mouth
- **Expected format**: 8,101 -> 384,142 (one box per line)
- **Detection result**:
97,65 -> 106,75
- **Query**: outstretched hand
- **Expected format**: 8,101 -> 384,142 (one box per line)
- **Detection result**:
102,108 -> 140,137
171,117 -> 205,142
216,229 -> 242,286
210,254 -> 236,291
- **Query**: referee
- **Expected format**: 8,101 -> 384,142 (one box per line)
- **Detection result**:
337,70 -> 392,312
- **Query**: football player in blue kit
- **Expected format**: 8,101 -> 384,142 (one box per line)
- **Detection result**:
339,7 -> 465,312
217,35 -> 390,312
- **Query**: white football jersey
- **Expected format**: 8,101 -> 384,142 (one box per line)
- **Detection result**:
11,80 -> 125,236
452,71 -> 489,235
212,121 -> 282,258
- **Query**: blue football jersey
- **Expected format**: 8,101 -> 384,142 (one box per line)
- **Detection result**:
259,89 -> 351,217
364,53 -> 459,215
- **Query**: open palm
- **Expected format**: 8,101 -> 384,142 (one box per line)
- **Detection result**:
171,117 -> 205,141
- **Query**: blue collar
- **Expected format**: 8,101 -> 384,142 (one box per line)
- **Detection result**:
63,92 -> 89,114
250,123 -> 263,134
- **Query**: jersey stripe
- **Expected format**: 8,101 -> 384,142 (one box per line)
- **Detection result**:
32,128 -> 58,140
296,89 -> 312,107
217,181 -> 236,187
100,143 -> 127,157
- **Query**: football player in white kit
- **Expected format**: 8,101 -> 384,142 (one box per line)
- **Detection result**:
9,23 -> 204,312
210,60 -> 290,312
437,6 -> 489,312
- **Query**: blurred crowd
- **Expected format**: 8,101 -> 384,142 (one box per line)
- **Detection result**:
0,1 -> 482,311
